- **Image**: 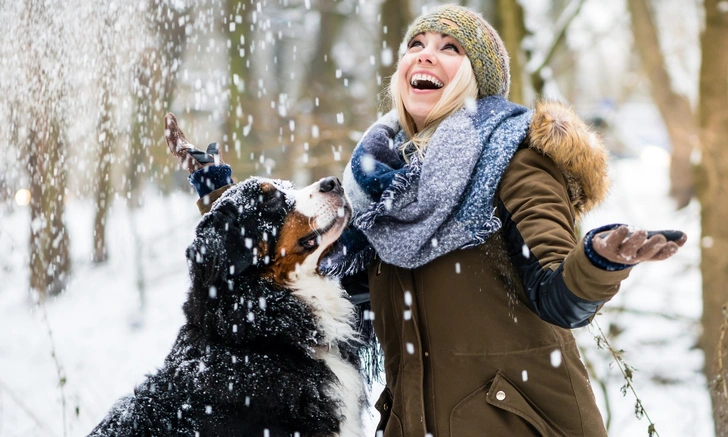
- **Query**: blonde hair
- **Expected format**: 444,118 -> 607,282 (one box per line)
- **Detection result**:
389,56 -> 478,160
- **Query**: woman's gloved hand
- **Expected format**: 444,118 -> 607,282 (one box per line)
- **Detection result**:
164,112 -> 223,174
592,225 -> 687,265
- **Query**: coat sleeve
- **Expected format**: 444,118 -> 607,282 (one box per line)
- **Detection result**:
196,185 -> 234,215
497,148 -> 631,329
188,165 -> 235,215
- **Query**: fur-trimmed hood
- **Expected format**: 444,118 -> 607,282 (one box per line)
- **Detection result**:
526,100 -> 610,217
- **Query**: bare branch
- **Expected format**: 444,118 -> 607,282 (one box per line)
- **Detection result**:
526,0 -> 588,77
590,320 -> 661,436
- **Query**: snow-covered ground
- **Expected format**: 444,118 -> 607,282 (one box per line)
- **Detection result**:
0,148 -> 711,436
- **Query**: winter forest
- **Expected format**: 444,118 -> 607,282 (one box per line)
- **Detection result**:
0,0 -> 727,435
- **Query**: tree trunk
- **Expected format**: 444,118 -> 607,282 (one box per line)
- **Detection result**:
93,93 -> 115,263
378,0 -> 412,98
698,0 -> 728,434
22,1 -> 71,300
127,0 -> 187,204
226,0 -> 262,177
495,0 -> 526,104
298,7 -> 349,183
627,0 -> 698,209
28,115 -> 71,299
93,15 -> 119,264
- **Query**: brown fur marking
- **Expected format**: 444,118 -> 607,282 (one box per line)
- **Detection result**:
264,210 -> 315,285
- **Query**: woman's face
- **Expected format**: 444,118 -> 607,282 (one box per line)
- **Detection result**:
398,31 -> 466,131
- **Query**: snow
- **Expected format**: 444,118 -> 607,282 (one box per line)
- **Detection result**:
0,191 -> 200,437
576,150 -> 710,436
0,0 -> 712,433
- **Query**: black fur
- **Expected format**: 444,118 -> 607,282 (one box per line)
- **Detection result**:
88,179 -> 346,437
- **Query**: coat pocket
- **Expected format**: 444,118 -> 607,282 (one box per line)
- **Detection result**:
374,387 -> 392,430
373,387 -> 403,437
450,371 -> 568,437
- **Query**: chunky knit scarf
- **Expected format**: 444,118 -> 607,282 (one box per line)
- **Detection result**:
341,95 -> 532,270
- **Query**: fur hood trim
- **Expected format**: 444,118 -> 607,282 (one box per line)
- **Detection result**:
526,100 -> 610,217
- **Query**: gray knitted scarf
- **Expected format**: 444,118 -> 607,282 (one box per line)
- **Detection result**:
342,95 -> 533,269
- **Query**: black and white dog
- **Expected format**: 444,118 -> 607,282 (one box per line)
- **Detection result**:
88,175 -> 366,436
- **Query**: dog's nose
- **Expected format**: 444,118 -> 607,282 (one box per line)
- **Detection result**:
319,177 -> 342,193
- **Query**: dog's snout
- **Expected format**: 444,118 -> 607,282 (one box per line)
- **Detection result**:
319,177 -> 342,193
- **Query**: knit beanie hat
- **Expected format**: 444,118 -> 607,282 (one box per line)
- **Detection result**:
402,4 -> 510,98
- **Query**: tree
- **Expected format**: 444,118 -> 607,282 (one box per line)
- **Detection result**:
92,5 -> 122,264
127,0 -> 188,205
525,0 -> 587,98
226,0 -> 263,178
626,1 -> 728,430
697,0 -> 728,434
295,4 -> 357,183
494,0 -> 527,104
21,0 -> 72,300
377,0 -> 412,97
627,0 -> 698,209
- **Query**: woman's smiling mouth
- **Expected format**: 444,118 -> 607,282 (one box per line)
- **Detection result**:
410,73 -> 444,90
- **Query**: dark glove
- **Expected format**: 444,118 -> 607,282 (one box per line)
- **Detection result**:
164,112 -> 224,174
592,225 -> 687,265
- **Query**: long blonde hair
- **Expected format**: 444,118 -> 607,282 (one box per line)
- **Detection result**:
389,56 -> 478,160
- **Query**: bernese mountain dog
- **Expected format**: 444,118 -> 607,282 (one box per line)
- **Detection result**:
87,175 -> 366,436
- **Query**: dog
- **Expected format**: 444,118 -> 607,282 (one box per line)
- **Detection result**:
87,147 -> 366,435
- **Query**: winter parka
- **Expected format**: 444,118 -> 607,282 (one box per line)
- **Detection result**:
365,101 -> 628,437
194,101 -> 629,437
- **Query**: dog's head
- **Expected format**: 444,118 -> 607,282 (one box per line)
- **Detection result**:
184,177 -> 352,344
186,176 -> 352,289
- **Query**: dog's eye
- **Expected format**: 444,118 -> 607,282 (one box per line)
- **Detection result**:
299,235 -> 319,250
259,192 -> 278,203
303,239 -> 317,249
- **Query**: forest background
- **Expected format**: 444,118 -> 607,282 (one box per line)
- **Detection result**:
1,0 -> 727,436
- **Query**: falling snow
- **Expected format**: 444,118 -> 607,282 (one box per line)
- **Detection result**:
550,349 -> 562,368
0,0 -> 712,436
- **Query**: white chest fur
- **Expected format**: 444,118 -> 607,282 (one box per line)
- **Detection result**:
290,273 -> 364,437
315,345 -> 364,437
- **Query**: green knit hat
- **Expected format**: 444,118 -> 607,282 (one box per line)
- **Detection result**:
402,4 -> 510,98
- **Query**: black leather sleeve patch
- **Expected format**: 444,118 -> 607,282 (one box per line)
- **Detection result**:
498,199 -> 604,329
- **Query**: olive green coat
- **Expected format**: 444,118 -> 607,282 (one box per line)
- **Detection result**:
367,101 -> 629,437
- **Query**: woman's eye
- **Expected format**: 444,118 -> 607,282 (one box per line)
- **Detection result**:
408,40 -> 424,49
443,43 -> 459,53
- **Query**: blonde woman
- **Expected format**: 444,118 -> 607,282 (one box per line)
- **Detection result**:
171,5 -> 685,436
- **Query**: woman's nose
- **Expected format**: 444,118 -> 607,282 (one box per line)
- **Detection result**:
417,46 -> 437,64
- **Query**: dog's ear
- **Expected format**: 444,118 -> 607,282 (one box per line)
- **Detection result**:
186,199 -> 255,284
216,206 -> 255,277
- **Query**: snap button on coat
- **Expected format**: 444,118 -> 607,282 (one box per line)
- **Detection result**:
495,390 -> 506,401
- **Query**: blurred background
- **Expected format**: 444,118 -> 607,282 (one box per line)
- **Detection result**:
0,0 -> 727,436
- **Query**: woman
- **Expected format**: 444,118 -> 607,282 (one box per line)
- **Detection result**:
169,5 -> 685,436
